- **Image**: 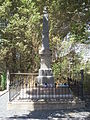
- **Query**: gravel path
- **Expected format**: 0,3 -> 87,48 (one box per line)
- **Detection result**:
0,92 -> 90,120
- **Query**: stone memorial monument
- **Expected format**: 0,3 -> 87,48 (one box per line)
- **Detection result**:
37,7 -> 54,85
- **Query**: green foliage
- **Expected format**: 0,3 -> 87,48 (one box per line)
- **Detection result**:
48,0 -> 89,40
0,0 -> 41,72
0,0 -> 89,72
52,47 -> 84,82
52,61 -> 61,80
1,72 -> 6,90
71,23 -> 87,42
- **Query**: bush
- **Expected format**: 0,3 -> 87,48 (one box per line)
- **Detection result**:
52,62 -> 61,81
1,72 -> 6,90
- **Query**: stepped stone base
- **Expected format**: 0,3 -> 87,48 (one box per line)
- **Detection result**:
8,100 -> 85,111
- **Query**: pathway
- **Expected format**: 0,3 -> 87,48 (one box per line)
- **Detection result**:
0,92 -> 90,119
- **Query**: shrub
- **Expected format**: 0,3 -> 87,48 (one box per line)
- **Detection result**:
1,72 -> 6,90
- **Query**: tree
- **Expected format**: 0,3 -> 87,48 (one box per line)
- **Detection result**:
0,0 -> 41,72
0,0 -> 89,72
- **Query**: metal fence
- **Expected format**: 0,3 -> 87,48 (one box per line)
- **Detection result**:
19,84 -> 73,101
68,70 -> 84,100
8,72 -> 84,102
68,78 -> 83,100
9,73 -> 38,101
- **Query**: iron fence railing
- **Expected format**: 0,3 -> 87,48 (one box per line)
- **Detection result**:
9,73 -> 38,101
8,71 -> 84,102
19,84 -> 73,101
68,78 -> 83,100
68,70 -> 84,100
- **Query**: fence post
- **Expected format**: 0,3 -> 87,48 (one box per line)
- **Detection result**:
80,69 -> 84,100
6,70 -> 10,91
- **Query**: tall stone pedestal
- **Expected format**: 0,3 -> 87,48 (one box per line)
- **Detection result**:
37,7 -> 54,85
37,49 -> 54,85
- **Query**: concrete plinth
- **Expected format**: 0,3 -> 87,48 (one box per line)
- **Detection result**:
37,76 -> 54,85
8,100 -> 85,111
